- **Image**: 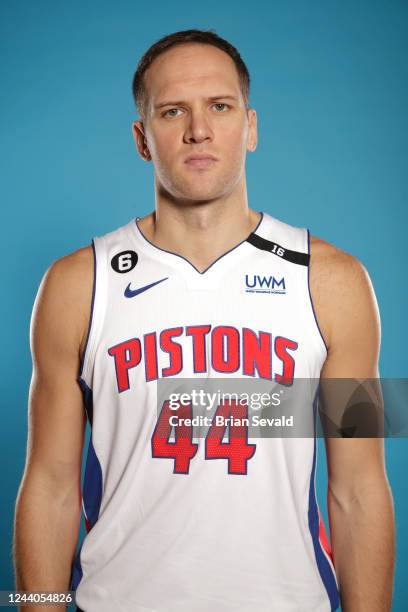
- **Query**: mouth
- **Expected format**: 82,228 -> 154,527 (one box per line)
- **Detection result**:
184,154 -> 218,169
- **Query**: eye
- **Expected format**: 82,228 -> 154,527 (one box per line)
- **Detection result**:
163,108 -> 182,118
212,103 -> 230,112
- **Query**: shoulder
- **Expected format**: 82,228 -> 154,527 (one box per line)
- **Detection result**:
309,233 -> 371,285
45,244 -> 93,287
308,234 -> 380,351
32,245 -> 94,359
39,245 -> 93,309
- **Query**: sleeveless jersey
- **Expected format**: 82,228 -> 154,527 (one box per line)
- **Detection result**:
70,211 -> 340,612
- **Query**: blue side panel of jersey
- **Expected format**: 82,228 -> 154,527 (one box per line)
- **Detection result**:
308,390 -> 340,612
70,378 -> 103,592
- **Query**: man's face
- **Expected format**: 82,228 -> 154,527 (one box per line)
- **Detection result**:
132,43 -> 257,202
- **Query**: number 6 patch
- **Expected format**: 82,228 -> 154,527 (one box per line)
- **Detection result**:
111,250 -> 138,273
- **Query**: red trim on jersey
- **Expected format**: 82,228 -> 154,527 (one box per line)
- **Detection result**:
318,506 -> 334,562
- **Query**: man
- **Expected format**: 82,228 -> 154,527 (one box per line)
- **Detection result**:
14,29 -> 394,611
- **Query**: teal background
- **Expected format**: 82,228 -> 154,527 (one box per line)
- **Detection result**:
1,1 -> 407,609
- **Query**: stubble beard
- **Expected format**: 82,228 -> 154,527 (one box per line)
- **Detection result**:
155,159 -> 244,204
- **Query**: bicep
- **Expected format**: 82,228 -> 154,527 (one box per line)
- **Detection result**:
320,256 -> 381,379
319,254 -> 386,501
24,252 -> 92,494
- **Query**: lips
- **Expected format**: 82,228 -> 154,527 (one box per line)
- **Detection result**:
184,154 -> 218,169
184,153 -> 217,166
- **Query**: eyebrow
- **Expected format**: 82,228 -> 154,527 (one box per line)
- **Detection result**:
154,95 -> 239,109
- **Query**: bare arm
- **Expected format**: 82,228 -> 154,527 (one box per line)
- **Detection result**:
13,246 -> 93,611
311,241 -> 395,611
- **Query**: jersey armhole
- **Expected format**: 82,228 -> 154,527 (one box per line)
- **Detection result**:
77,236 -> 107,388
306,228 -> 329,358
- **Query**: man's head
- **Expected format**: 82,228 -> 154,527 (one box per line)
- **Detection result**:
131,29 -> 257,203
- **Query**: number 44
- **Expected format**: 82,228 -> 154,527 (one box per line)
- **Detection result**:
151,399 -> 256,475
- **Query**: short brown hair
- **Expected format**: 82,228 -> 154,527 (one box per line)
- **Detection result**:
131,29 -> 250,119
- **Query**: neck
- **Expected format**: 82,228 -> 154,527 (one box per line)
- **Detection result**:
137,179 -> 261,272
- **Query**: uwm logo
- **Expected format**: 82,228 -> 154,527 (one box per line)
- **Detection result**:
245,274 -> 286,294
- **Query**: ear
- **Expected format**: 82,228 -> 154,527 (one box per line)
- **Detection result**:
132,120 -> 152,161
246,108 -> 258,153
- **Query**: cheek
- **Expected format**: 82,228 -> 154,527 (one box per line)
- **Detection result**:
146,127 -> 176,162
218,122 -> 248,155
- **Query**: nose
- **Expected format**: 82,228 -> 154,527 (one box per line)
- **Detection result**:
183,108 -> 214,145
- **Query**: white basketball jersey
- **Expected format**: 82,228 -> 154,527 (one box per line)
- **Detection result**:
70,211 -> 340,612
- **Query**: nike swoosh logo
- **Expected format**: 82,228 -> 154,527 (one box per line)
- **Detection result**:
124,277 -> 168,298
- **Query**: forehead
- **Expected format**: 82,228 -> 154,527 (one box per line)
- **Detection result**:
144,43 -> 242,103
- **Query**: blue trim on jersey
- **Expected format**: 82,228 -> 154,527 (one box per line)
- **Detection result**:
134,211 -> 264,275
308,389 -> 340,611
306,229 -> 329,354
83,432 -> 103,527
78,239 -> 97,378
78,377 -> 93,425
70,539 -> 84,591
70,378 -> 103,593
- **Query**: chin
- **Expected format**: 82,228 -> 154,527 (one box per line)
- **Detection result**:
158,169 -> 236,203
175,176 -> 232,201
178,187 -> 227,203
